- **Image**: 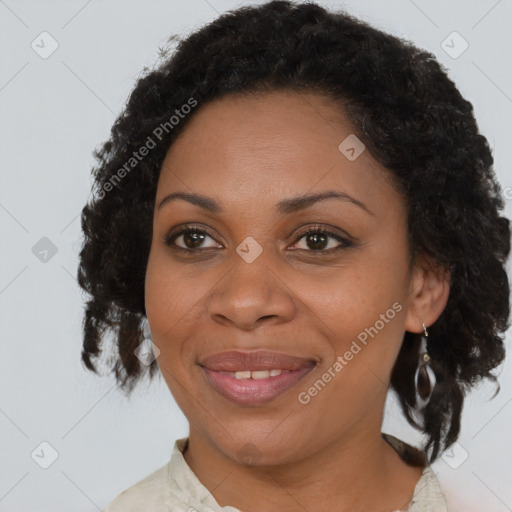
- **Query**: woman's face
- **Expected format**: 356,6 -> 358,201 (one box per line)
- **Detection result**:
145,90 -> 426,464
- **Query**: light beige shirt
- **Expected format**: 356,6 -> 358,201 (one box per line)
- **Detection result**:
104,436 -> 448,511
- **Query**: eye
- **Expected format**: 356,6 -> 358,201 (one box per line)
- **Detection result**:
164,224 -> 222,252
289,226 -> 354,253
164,223 -> 354,256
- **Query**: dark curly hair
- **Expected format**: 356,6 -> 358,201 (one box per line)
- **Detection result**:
78,0 -> 510,462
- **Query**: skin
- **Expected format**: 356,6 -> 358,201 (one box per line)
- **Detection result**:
144,90 -> 450,512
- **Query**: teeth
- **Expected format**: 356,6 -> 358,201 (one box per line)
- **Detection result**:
252,370 -> 270,380
233,369 -> 285,380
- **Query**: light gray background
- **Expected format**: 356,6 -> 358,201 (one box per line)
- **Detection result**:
1,0 -> 511,510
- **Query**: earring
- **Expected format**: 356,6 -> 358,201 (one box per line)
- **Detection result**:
414,323 -> 436,409
135,317 -> 160,366
142,316 -> 152,341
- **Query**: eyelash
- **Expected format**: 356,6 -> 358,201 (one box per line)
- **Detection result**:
164,223 -> 354,256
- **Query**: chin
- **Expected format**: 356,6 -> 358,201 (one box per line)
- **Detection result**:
207,427 -> 309,467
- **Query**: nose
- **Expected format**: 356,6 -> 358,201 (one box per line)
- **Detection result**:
207,250 -> 296,331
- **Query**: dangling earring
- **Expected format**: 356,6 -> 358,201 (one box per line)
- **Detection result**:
142,316 -> 152,341
414,323 -> 436,409
134,316 -> 160,366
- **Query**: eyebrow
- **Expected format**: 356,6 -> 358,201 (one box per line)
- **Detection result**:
157,190 -> 374,216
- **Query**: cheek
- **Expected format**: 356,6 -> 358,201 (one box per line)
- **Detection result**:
144,250 -> 191,358
144,248 -> 222,373
306,244 -> 409,374
145,254 -> 178,330
303,253 -> 407,333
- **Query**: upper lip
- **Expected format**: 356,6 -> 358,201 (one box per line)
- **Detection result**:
199,350 -> 317,372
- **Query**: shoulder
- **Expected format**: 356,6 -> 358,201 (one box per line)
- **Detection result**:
408,467 -> 448,512
103,461 -> 171,512
103,437 -> 193,512
382,434 -> 448,512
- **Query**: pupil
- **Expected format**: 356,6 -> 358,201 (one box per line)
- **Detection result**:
184,231 -> 205,248
307,232 -> 327,250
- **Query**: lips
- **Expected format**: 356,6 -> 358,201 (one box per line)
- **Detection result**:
199,350 -> 316,372
198,350 -> 317,406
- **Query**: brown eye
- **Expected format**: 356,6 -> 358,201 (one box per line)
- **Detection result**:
302,231 -> 330,251
290,227 -> 353,253
165,226 -> 222,252
179,231 -> 207,249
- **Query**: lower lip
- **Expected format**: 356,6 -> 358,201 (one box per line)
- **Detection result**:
201,365 -> 315,406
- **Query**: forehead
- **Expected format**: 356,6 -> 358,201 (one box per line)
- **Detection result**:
156,90 -> 400,217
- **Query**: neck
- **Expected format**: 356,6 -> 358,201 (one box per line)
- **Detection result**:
183,423 -> 423,512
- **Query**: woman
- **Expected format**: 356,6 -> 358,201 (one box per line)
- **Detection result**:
78,1 -> 510,510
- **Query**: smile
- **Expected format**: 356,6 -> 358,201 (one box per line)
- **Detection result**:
199,350 -> 316,406
221,369 -> 287,379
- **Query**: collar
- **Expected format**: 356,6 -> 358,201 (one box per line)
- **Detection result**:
166,436 -> 446,511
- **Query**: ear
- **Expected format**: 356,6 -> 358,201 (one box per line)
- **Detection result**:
404,253 -> 451,333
